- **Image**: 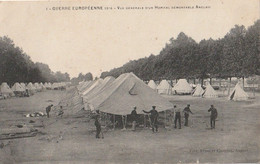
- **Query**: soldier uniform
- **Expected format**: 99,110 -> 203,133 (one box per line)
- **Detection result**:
183,104 -> 193,126
174,105 -> 181,129
143,106 -> 159,132
131,107 -> 138,131
208,105 -> 218,129
45,104 -> 53,118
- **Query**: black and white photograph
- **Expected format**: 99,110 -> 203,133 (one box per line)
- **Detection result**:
0,0 -> 259,163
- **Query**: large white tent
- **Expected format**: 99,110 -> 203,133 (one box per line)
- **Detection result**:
192,84 -> 204,97
157,80 -> 172,95
172,79 -> 192,94
86,73 -> 173,115
228,83 -> 249,101
202,83 -> 218,98
147,80 -> 157,90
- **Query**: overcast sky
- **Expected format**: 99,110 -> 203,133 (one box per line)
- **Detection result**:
0,0 -> 259,78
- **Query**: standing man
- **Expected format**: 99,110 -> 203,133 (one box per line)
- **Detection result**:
143,106 -> 159,132
208,105 -> 218,129
46,104 -> 53,118
183,104 -> 193,126
131,106 -> 138,131
94,115 -> 104,139
174,105 -> 181,129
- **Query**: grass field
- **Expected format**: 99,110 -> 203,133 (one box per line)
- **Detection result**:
0,90 -> 259,163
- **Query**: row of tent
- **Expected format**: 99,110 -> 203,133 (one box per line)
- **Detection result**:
148,79 -> 249,101
60,73 -> 173,115
0,82 -> 70,98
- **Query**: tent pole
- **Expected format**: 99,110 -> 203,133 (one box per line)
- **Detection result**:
143,114 -> 146,129
113,114 -> 115,130
105,113 -> 107,128
164,110 -> 167,128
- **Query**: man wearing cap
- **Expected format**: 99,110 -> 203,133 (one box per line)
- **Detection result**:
208,105 -> 218,129
131,106 -> 138,131
143,106 -> 159,132
174,105 -> 181,129
46,104 -> 53,118
183,104 -> 193,126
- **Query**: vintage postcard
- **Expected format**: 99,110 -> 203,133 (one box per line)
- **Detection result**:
0,0 -> 259,163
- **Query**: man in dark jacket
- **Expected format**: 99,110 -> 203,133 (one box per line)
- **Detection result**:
208,105 -> 218,129
131,106 -> 138,131
174,105 -> 181,129
46,104 -> 53,118
183,104 -> 193,126
95,115 -> 104,139
143,106 -> 159,132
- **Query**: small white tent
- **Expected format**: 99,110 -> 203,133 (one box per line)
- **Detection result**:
147,80 -> 157,90
228,83 -> 249,101
172,79 -> 192,94
192,84 -> 204,97
157,80 -> 172,95
0,82 -> 14,97
12,82 -> 25,92
27,82 -> 36,93
202,83 -> 218,98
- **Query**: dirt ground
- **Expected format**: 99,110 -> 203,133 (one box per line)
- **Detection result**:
0,90 -> 259,163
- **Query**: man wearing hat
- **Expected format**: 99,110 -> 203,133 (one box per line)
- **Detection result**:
174,105 -> 181,129
143,106 -> 159,132
183,104 -> 193,126
208,105 -> 218,129
131,106 -> 138,131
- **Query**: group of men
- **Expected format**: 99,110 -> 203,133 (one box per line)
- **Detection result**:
130,104 -> 218,132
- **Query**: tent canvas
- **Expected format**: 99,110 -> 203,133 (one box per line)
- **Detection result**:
147,80 -> 157,90
0,82 -> 14,95
228,83 -> 249,101
172,79 -> 192,94
27,82 -> 36,91
20,83 -> 26,89
156,80 -> 172,95
83,76 -> 115,101
86,73 -> 173,115
82,79 -> 103,96
11,82 -> 25,92
202,83 -> 218,98
192,84 -> 204,97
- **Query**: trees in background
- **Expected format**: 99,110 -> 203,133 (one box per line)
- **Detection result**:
100,20 -> 260,81
0,36 -> 70,85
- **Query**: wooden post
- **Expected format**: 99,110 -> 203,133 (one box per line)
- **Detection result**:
113,114 -> 115,130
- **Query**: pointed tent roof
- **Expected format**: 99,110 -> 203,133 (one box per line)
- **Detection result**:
79,81 -> 96,93
192,84 -> 204,97
83,76 -> 115,100
157,80 -> 172,94
228,83 -> 249,101
0,82 -> 14,94
12,82 -> 25,92
148,80 -> 157,90
34,83 -> 42,90
86,73 -> 173,115
202,83 -> 218,98
27,82 -> 36,90
20,83 -> 26,89
172,79 -> 192,94
82,79 -> 103,96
